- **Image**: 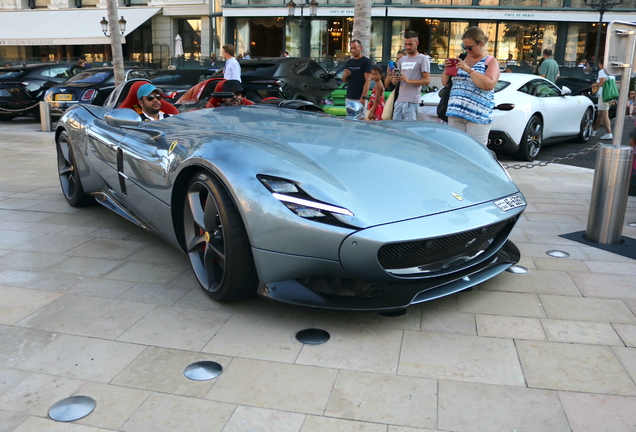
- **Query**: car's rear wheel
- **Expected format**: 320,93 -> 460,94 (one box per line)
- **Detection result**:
515,115 -> 542,161
56,131 -> 93,207
183,171 -> 258,302
577,108 -> 594,143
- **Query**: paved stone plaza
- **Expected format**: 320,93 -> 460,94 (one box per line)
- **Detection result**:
0,119 -> 636,432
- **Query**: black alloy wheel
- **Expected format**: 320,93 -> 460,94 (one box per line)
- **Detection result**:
183,171 -> 258,302
515,115 -> 542,162
56,131 -> 93,207
577,108 -> 594,143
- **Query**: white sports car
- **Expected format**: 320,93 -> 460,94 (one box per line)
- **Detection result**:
419,73 -> 595,161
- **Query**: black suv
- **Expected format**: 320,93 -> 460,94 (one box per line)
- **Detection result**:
0,63 -> 84,120
213,58 -> 339,105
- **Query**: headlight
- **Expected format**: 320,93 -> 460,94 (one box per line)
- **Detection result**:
259,175 -> 353,220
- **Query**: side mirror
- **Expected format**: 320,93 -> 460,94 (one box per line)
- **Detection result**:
561,85 -> 572,96
105,108 -> 142,128
345,100 -> 365,120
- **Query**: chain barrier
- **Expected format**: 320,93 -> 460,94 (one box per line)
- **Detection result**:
0,102 -> 42,113
501,142 -> 602,170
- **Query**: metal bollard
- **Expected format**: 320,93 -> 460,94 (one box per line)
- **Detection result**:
586,144 -> 634,244
40,101 -> 52,132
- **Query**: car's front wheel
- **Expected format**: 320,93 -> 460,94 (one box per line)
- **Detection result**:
577,108 -> 594,143
183,171 -> 258,302
515,115 -> 542,161
56,131 -> 93,207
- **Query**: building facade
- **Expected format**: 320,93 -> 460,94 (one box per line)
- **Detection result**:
1,0 -> 635,67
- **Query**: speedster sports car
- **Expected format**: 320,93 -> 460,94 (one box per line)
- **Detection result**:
55,79 -> 526,311
420,73 -> 595,161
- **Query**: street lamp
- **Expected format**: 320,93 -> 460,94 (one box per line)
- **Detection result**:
287,0 -> 318,58
584,0 -> 623,68
100,16 -> 127,37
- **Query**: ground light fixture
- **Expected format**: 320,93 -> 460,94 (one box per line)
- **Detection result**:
546,250 -> 570,258
100,16 -> 127,37
295,328 -> 330,345
49,396 -> 95,422
506,265 -> 529,274
183,361 -> 223,381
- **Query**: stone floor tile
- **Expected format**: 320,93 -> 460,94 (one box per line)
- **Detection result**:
532,256 -> 589,272
475,314 -> 546,340
111,347 -> 231,398
0,286 -> 64,325
517,340 -> 636,395
419,309 -> 476,335
523,228 -> 587,245
66,278 -> 135,299
387,427 -> 438,432
25,223 -> 71,234
613,323 -> 636,347
25,272 -> 85,292
0,199 -> 43,210
202,315 -> 305,363
542,319 -> 624,346
120,392 -> 235,432
524,212 -> 583,224
11,233 -> 92,254
479,269 -> 581,296
625,300 -> 636,317
438,380 -> 570,432
126,242 -> 190,265
613,346 -> 636,382
301,416 -> 387,432
1,210 -> 55,223
324,369 -> 437,429
16,294 -> 155,339
173,287 -> 223,311
282,306 -> 353,325
0,373 -> 84,416
103,261 -> 189,284
117,282 -> 189,306
350,308 -> 422,331
18,334 -> 145,383
53,256 -> 124,278
0,410 -> 29,432
539,294 -> 636,324
0,230 -> 41,250
206,358 -> 337,415
224,406 -> 305,432
295,323 -> 403,374
0,367 -> 29,396
456,290 -> 546,318
86,227 -> 139,240
72,382 -> 150,430
516,242 -> 589,260
578,245 -> 636,263
0,249 -> 9,259
559,391 -> 636,432
0,221 -> 34,231
570,272 -> 636,300
12,416 -> 112,432
0,325 -> 57,368
117,305 -> 231,351
584,260 -> 636,275
398,331 -> 525,386
65,238 -> 145,260
37,213 -> 96,227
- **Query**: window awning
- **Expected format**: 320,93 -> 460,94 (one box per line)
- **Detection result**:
0,7 -> 161,46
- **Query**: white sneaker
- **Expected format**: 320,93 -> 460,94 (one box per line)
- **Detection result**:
591,130 -> 596,137
600,133 -> 613,140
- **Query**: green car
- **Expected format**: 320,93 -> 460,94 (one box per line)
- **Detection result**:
320,81 -> 437,116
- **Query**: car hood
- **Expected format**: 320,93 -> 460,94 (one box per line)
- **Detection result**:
137,106 -> 520,227
50,82 -> 104,91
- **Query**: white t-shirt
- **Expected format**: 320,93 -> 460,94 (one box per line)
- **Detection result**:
224,57 -> 241,81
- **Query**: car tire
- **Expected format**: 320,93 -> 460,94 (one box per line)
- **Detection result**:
515,115 -> 542,162
56,130 -> 94,207
576,108 -> 594,143
183,171 -> 258,302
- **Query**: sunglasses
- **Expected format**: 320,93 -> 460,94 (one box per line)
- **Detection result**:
144,95 -> 162,101
461,43 -> 477,52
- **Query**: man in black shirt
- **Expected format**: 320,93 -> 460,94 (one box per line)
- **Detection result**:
342,39 -> 373,110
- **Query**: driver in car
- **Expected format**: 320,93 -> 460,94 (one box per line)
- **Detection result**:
220,80 -> 248,106
135,84 -> 173,121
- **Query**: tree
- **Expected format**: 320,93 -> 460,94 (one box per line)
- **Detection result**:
352,0 -> 372,58
106,0 -> 125,86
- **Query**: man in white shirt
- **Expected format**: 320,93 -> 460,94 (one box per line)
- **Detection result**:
222,44 -> 241,82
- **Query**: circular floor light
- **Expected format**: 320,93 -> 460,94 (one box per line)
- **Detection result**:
183,361 -> 223,381
506,265 -> 529,274
295,328 -> 330,345
628,222 -> 636,227
49,396 -> 95,422
546,250 -> 570,258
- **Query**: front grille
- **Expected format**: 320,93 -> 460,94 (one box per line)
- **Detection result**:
378,218 -> 514,272
296,277 -> 394,297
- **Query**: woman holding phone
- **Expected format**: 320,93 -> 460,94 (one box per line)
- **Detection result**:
441,26 -> 500,146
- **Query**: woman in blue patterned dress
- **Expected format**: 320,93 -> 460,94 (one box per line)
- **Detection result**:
441,27 -> 500,146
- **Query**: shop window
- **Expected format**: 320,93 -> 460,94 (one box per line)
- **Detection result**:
564,23 -> 588,64
178,19 -> 202,61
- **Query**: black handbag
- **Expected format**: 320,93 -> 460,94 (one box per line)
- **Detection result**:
437,53 -> 466,122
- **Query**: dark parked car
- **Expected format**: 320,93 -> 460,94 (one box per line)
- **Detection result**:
44,67 -> 156,116
556,72 -> 618,119
149,69 -> 216,104
0,63 -> 83,120
213,58 -> 339,104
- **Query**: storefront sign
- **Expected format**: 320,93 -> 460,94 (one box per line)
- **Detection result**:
325,9 -> 354,15
0,39 -> 55,46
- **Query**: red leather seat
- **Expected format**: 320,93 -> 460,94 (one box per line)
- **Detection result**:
118,80 -> 179,116
205,79 -> 255,108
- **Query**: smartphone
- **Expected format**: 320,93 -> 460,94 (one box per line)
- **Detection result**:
388,60 -> 395,72
445,58 -> 459,76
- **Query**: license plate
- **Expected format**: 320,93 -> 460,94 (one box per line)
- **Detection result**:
55,94 -> 72,101
494,194 -> 525,212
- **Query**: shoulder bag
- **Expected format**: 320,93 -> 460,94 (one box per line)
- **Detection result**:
381,83 -> 399,120
437,53 -> 468,122
602,78 -> 619,102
